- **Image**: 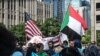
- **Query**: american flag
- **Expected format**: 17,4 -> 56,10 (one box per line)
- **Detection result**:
52,34 -> 62,47
25,12 -> 42,39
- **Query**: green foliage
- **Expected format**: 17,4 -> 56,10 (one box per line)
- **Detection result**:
0,23 -> 5,28
81,29 -> 91,44
96,30 -> 100,45
10,23 -> 25,42
36,18 -> 60,37
9,18 -> 60,43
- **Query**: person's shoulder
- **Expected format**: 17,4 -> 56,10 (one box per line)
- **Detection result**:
42,51 -> 48,56
12,51 -> 23,56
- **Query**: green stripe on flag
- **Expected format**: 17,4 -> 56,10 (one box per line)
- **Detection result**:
60,9 -> 69,31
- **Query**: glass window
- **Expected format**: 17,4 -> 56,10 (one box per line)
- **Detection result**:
2,13 -> 4,18
2,0 -> 4,9
96,3 -> 100,11
96,15 -> 100,23
24,0 -> 26,8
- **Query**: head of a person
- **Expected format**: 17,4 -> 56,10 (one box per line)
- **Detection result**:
32,43 -> 37,48
74,39 -> 82,49
36,43 -> 44,53
69,40 -> 74,48
54,45 -> 63,53
28,43 -> 33,47
0,23 -> 16,56
63,40 -> 68,48
48,41 -> 54,49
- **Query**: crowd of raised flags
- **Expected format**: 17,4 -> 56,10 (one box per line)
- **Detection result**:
25,5 -> 88,47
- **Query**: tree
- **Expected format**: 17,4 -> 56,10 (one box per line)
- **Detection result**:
36,18 -> 60,37
10,23 -> 25,43
81,29 -> 91,44
9,18 -> 60,43
96,30 -> 100,45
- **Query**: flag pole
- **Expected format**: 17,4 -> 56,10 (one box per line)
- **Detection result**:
60,0 -> 72,32
59,0 -> 73,40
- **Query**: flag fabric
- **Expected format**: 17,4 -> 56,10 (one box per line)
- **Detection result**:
60,6 -> 88,40
25,12 -> 42,39
52,35 -> 61,47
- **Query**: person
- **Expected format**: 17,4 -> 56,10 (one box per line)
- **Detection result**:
53,45 -> 62,56
0,23 -> 16,56
60,40 -> 68,56
26,43 -> 38,56
11,43 -> 24,56
36,43 -> 47,56
69,40 -> 81,56
60,40 -> 81,56
62,40 -> 68,48
84,41 -> 99,56
47,41 -> 55,56
74,39 -> 84,56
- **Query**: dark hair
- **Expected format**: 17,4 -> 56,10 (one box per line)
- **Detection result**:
48,41 -> 53,44
74,39 -> 82,48
63,40 -> 68,45
28,43 -> 33,47
0,24 -> 16,56
36,43 -> 44,48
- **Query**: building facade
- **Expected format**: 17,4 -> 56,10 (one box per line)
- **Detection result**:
78,0 -> 91,28
63,0 -> 81,22
42,0 -> 63,22
91,0 -> 100,42
57,0 -> 63,22
0,0 -> 53,28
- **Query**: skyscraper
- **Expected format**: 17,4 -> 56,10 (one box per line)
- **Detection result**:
63,0 -> 81,21
42,0 -> 63,22
57,0 -> 63,22
81,0 -> 91,28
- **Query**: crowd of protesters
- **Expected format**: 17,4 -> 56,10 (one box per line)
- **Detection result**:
1,24 -> 100,56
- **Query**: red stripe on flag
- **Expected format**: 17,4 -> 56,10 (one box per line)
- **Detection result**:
26,34 -> 33,39
25,27 -> 35,35
26,21 -> 38,35
25,29 -> 34,36
30,20 -> 42,35
53,36 -> 61,46
69,6 -> 88,30
25,12 -> 42,39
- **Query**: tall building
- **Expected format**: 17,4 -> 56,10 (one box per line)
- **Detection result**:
0,0 -> 53,28
41,0 -> 63,22
78,0 -> 91,28
63,0 -> 81,21
57,0 -> 63,22
91,0 -> 100,42
78,6 -> 91,28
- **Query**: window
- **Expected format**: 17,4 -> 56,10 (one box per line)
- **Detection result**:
8,14 -> 10,19
96,15 -> 100,23
2,13 -> 4,18
14,0 -> 16,10
2,0 -> 4,9
24,0 -> 26,8
8,0 -> 10,9
96,3 -> 100,11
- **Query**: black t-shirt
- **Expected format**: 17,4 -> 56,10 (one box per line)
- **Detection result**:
60,47 -> 81,56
